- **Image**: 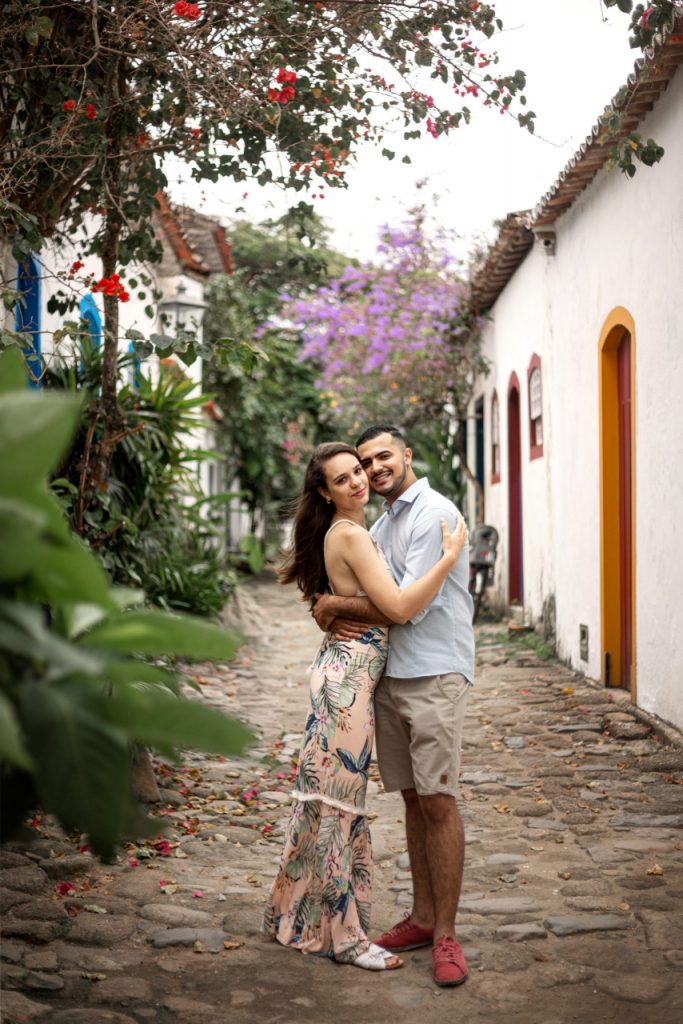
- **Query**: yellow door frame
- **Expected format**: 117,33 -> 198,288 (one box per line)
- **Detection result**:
598,306 -> 636,701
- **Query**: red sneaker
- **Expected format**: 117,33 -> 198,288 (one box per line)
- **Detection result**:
375,915 -> 434,953
432,935 -> 468,987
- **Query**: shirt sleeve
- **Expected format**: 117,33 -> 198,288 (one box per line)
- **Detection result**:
399,505 -> 456,625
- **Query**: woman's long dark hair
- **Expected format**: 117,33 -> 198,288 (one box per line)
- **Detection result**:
278,442 -> 361,605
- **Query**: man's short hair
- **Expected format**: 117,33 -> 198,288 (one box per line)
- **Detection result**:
355,423 -> 407,449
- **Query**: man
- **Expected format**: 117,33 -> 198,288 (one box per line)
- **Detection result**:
312,424 -> 474,987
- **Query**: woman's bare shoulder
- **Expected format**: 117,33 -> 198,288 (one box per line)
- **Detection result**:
325,520 -> 372,552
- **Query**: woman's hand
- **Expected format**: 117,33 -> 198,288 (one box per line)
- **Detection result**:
441,515 -> 468,565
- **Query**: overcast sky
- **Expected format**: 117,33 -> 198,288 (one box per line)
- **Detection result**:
167,0 -> 639,262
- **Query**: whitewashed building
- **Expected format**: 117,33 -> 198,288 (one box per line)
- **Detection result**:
465,18 -> 683,731
3,194 -> 233,504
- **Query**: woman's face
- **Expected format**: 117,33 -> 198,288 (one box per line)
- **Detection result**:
319,452 -> 369,511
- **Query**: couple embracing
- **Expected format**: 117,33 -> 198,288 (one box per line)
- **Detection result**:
262,425 -> 474,988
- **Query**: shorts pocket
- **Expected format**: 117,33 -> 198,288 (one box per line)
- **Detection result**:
435,672 -> 469,705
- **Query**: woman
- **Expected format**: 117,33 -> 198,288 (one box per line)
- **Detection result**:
263,442 -> 468,971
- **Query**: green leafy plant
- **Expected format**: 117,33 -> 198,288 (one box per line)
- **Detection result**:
46,349 -> 236,616
238,534 -> 266,575
0,350 -> 252,860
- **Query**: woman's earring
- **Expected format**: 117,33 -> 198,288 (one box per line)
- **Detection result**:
326,498 -> 331,505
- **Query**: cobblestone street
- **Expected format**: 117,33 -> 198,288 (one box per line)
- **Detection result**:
2,572 -> 683,1024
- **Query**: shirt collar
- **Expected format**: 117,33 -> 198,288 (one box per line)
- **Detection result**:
383,476 -> 429,516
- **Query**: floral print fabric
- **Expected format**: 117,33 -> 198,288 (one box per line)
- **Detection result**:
263,625 -> 388,959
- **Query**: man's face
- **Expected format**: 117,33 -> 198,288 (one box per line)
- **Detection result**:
357,432 -> 412,501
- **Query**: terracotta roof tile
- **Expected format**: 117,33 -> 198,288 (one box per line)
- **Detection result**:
154,192 -> 210,277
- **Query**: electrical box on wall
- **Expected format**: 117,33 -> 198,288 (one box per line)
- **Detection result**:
580,624 -> 589,662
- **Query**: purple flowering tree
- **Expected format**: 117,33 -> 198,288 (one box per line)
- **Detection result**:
288,211 -> 488,516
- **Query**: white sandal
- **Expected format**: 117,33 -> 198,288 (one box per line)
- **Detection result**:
338,942 -> 404,971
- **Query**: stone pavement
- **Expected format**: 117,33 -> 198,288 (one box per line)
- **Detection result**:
2,572 -> 683,1024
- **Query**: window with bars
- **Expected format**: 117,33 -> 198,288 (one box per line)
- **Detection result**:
528,354 -> 544,459
491,389 -> 501,483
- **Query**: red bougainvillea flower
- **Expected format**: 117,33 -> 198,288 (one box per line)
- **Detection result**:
69,260 -> 83,274
92,273 -> 129,302
85,103 -> 97,120
55,881 -> 76,896
191,127 -> 201,138
268,68 -> 297,105
174,1 -> 200,21
156,839 -> 172,856
63,99 -> 75,112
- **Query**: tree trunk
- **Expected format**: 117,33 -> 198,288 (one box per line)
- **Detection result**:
92,51 -> 126,490
130,745 -> 161,804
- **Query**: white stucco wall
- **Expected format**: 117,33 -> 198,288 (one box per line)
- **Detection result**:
468,69 -> 683,731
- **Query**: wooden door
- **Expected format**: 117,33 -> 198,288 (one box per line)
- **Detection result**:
617,332 -> 633,689
508,378 -> 523,603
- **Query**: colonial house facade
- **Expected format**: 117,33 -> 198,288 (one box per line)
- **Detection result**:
3,194 -> 234,505
466,16 -> 683,732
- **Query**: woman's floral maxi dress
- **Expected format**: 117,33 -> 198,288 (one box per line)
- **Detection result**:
263,525 -> 390,961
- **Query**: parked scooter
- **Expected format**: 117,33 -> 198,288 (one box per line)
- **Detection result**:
468,525 -> 499,623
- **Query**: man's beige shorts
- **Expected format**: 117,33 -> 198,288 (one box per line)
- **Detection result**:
374,672 -> 469,798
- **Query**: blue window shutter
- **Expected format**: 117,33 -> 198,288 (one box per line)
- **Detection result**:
79,293 -> 102,350
15,255 -> 42,388
128,340 -> 142,389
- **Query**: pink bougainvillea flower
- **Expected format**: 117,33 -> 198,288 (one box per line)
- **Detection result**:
192,890 -> 203,898
156,839 -> 172,856
641,6 -> 654,29
128,856 -> 140,868
55,881 -> 76,896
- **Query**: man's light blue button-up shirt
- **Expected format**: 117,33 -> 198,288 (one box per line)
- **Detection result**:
370,477 -> 474,682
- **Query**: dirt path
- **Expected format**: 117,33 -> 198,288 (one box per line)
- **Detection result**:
2,572 -> 683,1024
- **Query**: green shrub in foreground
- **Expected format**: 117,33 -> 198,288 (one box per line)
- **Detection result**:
0,350 -> 252,859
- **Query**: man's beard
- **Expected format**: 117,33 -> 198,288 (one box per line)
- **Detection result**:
374,459 -> 408,499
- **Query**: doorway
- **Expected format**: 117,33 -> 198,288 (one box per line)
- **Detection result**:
474,396 -> 485,523
507,373 -> 523,604
599,308 -> 636,694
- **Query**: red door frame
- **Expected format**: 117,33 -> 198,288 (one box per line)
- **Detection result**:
507,372 -> 523,604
